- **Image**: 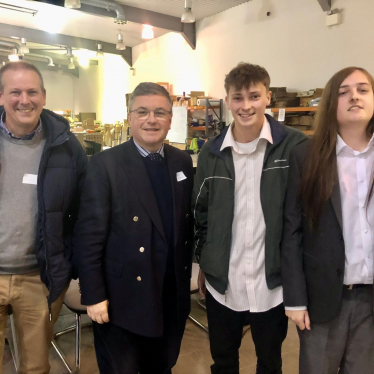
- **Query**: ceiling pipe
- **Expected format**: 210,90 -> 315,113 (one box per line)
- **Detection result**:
0,40 -> 20,51
80,0 -> 126,22
24,53 -> 55,66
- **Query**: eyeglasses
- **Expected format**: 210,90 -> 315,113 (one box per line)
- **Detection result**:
129,107 -> 172,121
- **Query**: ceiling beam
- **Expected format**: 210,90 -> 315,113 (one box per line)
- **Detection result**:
77,3 -> 196,49
0,22 -> 133,66
317,0 -> 331,11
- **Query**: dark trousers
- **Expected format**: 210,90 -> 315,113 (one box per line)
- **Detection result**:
206,291 -> 288,374
93,279 -> 185,374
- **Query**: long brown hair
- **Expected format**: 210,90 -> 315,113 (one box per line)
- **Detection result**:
300,67 -> 374,227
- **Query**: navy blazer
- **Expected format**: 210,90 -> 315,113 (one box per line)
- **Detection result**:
74,138 -> 194,337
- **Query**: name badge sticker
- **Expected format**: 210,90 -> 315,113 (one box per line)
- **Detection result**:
22,174 -> 38,185
176,171 -> 187,182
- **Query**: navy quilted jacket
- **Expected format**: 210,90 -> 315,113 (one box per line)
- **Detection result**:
0,107 -> 87,309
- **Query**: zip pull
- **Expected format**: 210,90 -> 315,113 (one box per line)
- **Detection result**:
225,290 -> 227,303
49,307 -> 52,322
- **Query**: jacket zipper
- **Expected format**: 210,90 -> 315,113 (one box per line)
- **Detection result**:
38,137 -> 70,321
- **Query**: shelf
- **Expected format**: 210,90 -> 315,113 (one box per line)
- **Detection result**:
187,106 -> 220,110
189,126 -> 213,131
271,107 -> 318,113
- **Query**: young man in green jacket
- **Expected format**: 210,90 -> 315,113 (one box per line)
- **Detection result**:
192,63 -> 306,374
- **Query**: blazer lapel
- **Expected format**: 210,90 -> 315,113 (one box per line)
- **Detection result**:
119,140 -> 167,243
165,145 -> 184,247
330,179 -> 343,232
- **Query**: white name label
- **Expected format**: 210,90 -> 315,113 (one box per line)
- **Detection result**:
22,174 -> 38,185
278,108 -> 286,122
176,171 -> 187,182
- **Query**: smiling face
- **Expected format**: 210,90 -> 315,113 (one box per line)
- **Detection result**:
128,94 -> 172,152
337,70 -> 374,129
0,69 -> 46,136
226,82 -> 271,139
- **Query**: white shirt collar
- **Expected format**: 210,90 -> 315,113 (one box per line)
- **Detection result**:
336,133 -> 374,156
220,116 -> 273,153
133,138 -> 165,158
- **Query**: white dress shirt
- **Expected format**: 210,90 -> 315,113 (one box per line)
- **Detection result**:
205,117 -> 284,312
337,134 -> 374,285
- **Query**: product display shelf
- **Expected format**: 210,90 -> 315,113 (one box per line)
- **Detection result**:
188,99 -> 224,136
270,107 -> 318,113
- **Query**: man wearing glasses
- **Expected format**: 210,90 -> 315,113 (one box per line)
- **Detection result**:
75,82 -> 194,374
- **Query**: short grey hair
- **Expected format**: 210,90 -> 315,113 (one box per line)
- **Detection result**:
0,61 -> 45,93
128,82 -> 172,111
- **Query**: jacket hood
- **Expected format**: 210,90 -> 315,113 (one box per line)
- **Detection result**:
208,113 -> 287,158
0,106 -> 70,146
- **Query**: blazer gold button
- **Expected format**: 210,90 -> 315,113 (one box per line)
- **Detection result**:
185,241 -> 188,245
133,216 -> 138,222
185,266 -> 188,270
139,247 -> 145,252
137,276 -> 141,281
186,213 -> 189,218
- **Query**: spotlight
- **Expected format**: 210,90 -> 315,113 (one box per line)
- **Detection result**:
116,31 -> 126,50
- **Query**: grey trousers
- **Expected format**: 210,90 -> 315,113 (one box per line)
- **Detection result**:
298,285 -> 374,374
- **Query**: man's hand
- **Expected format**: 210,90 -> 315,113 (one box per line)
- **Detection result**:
286,309 -> 311,330
198,269 -> 206,298
87,300 -> 110,324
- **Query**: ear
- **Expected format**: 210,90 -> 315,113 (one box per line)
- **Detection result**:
0,91 -> 4,106
266,90 -> 272,106
42,90 -> 46,106
225,95 -> 230,111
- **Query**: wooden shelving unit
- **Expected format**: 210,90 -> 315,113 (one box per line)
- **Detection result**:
188,106 -> 220,110
189,126 -> 213,131
270,107 -> 318,113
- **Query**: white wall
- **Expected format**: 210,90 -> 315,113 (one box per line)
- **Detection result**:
131,0 -> 374,99
43,70 -> 75,111
73,64 -> 100,116
97,54 -> 131,124
41,55 -> 131,124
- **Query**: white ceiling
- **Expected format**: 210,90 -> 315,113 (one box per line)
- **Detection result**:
116,0 -> 252,20
0,0 -> 170,47
0,0 -> 251,50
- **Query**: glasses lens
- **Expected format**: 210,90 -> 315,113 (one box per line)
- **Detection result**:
154,110 -> 169,120
136,109 -> 149,120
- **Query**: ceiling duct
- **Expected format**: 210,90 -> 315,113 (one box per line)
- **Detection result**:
26,53 -> 55,66
0,40 -> 20,51
80,0 -> 126,22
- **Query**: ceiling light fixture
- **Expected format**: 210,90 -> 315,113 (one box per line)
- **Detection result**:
19,38 -> 29,54
64,0 -> 81,9
96,43 -> 104,58
47,59 -> 55,67
8,48 -> 19,61
181,0 -> 195,23
142,24 -> 154,39
68,57 -> 75,69
116,31 -> 126,50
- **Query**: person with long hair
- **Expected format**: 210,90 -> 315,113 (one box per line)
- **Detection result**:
281,66 -> 374,373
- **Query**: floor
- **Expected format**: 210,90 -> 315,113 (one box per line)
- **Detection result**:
2,294 -> 300,374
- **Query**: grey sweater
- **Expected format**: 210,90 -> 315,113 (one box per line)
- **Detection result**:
0,130 -> 46,273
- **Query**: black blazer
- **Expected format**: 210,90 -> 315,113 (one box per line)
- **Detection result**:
74,139 -> 194,337
281,140 -> 347,323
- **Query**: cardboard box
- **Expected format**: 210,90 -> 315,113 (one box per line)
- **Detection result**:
190,91 -> 205,97
300,116 -> 314,127
299,88 -> 324,107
